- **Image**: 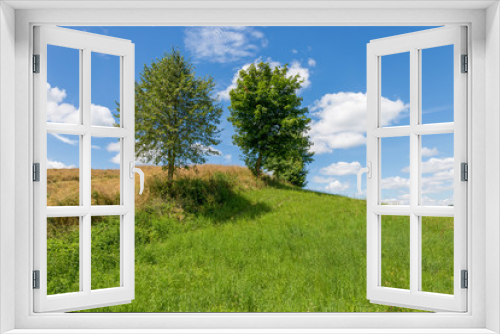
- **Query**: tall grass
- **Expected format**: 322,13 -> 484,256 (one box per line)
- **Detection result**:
46,165 -> 453,312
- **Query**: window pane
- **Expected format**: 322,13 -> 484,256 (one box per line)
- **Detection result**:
47,217 -> 80,295
91,137 -> 121,205
381,215 -> 410,290
380,52 -> 410,127
91,52 -> 120,127
381,136 -> 410,205
47,45 -> 80,124
421,216 -> 454,295
421,45 -> 454,124
91,215 -> 120,290
47,133 -> 80,206
421,133 -> 454,206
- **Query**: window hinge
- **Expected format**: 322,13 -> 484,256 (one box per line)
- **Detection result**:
33,270 -> 40,289
461,54 -> 468,73
461,162 -> 468,182
33,163 -> 40,182
33,54 -> 40,73
461,270 -> 468,289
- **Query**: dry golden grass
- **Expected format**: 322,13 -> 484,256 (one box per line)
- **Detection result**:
47,164 -> 260,208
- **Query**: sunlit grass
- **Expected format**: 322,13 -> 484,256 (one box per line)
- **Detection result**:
46,165 -> 453,312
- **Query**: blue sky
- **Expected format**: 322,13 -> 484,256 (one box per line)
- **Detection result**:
46,26 -> 455,206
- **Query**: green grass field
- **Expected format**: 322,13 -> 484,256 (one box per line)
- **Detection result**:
46,165 -> 454,312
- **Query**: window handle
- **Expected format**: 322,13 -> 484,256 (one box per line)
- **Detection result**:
357,162 -> 372,195
129,161 -> 145,195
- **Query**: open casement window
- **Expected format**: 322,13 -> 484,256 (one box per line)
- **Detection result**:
33,26 -> 138,312
365,26 -> 467,312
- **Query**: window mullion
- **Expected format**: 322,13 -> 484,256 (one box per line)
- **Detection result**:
82,47 -> 92,294
409,47 -> 420,294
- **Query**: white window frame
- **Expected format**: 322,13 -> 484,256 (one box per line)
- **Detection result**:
1,1 -> 499,333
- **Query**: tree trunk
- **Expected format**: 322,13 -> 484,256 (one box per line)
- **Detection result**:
255,153 -> 262,176
167,150 -> 175,183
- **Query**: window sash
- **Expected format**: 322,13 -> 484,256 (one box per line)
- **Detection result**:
366,26 -> 468,312
32,25 -> 135,313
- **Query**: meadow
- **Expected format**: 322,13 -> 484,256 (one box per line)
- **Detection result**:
46,165 -> 454,312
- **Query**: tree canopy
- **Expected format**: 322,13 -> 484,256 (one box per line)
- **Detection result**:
227,62 -> 313,187
135,49 -> 223,181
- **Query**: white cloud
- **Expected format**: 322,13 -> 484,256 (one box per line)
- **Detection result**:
107,141 -> 121,152
47,158 -> 76,169
308,92 -> 408,154
381,198 -> 400,205
421,167 -> 454,195
90,104 -> 115,127
421,147 -> 439,157
191,143 -> 222,156
223,154 -> 232,162
422,196 -> 454,206
91,145 -> 101,149
106,141 -> 121,165
46,83 -> 79,124
288,60 -> 311,89
309,132 -> 366,154
184,26 -> 267,63
381,176 -> 410,189
430,168 -> 454,181
308,58 -> 316,67
47,84 -> 66,104
401,157 -> 454,174
324,180 -> 350,193
312,176 -> 336,184
111,153 -> 121,165
382,194 -> 410,205
422,157 -> 454,174
320,161 -> 362,176
399,194 -> 410,201
218,58 -> 311,100
380,163 -> 454,205
46,83 -> 115,127
50,133 -> 77,145
292,49 -> 298,54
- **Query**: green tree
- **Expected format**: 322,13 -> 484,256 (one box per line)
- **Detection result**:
265,143 -> 313,187
227,62 -> 313,186
134,49 -> 223,182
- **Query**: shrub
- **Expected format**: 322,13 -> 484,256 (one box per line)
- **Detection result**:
149,172 -> 235,214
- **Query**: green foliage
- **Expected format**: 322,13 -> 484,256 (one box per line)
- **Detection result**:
265,145 -> 312,187
227,62 -> 314,186
47,218 -> 80,295
149,172 -> 236,215
134,48 -> 223,180
91,217 -> 121,290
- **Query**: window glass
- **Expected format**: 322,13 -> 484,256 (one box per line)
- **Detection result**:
421,216 -> 454,294
91,137 -> 121,206
380,52 -> 410,127
421,133 -> 454,206
47,217 -> 80,295
47,45 -> 80,124
47,133 -> 80,206
421,45 -> 454,124
381,215 -> 410,290
381,137 -> 410,205
91,216 -> 121,289
91,52 -> 120,127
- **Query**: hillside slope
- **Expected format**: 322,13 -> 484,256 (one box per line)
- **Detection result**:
46,165 -> 452,312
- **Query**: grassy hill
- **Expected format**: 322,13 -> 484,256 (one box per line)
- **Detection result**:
46,165 -> 453,312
